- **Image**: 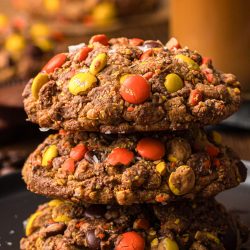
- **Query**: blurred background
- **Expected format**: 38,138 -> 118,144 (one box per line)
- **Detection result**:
0,0 -> 249,177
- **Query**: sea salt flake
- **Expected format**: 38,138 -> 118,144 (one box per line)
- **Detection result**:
39,127 -> 51,132
5,241 -> 12,246
93,155 -> 99,163
138,46 -> 150,52
68,43 -> 86,53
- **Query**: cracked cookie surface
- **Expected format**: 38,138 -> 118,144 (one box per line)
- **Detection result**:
22,129 -> 246,205
23,35 -> 241,133
20,199 -> 248,250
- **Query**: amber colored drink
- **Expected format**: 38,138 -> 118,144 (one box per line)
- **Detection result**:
169,0 -> 250,95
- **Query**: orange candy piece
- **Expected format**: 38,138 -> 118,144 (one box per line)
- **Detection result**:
189,89 -> 203,106
120,75 -> 150,104
89,34 -> 109,46
137,138 -> 165,160
77,47 -> 93,62
42,53 -> 67,74
70,144 -> 88,161
166,37 -> 181,50
202,57 -> 212,65
140,49 -> 153,60
62,158 -> 75,174
107,148 -> 134,166
143,72 -> 154,80
133,218 -> 150,230
129,38 -> 144,46
205,144 -> 219,157
115,231 -> 145,250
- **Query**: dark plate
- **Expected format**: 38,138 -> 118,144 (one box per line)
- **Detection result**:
0,162 -> 250,250
0,172 -> 48,249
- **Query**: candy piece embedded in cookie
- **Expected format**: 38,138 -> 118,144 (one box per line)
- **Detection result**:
22,129 -> 246,205
22,35 -> 241,132
20,199 -> 248,250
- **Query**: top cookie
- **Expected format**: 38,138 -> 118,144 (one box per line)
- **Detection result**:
23,35 -> 240,133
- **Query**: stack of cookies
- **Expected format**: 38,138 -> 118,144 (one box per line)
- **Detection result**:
20,34 -> 248,249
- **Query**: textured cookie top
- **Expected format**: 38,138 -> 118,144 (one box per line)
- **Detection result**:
20,199 -> 246,250
22,129 -> 246,205
22,35 -> 241,133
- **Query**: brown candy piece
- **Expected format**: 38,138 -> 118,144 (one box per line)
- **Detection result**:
143,40 -> 163,49
84,151 -> 100,164
167,138 -> 191,162
42,223 -> 66,238
168,165 -> 195,196
84,205 -> 106,219
86,229 -> 101,249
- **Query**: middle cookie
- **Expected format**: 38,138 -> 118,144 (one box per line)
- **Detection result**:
22,129 -> 246,205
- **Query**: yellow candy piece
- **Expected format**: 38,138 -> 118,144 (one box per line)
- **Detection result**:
174,218 -> 180,224
43,0 -> 60,13
25,211 -> 42,236
158,238 -> 179,250
151,238 -> 159,248
48,199 -> 63,207
89,53 -> 107,75
0,14 -> 8,29
195,231 -> 220,245
34,38 -> 53,52
234,87 -> 240,94
149,229 -> 157,236
212,131 -> 222,144
30,23 -> 50,39
42,145 -> 58,167
68,72 -> 97,95
92,2 -> 116,24
175,54 -> 199,70
168,165 -> 195,196
4,34 -> 25,54
120,74 -> 134,84
164,73 -> 183,93
167,155 -> 177,162
205,232 -> 220,244
53,214 -> 71,223
156,162 -> 167,175
31,73 -> 49,100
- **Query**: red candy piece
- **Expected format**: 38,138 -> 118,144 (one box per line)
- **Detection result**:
202,57 -> 212,65
189,89 -> 203,106
166,37 -> 181,50
143,72 -> 154,80
107,148 -> 134,166
120,75 -> 150,104
115,231 -> 145,250
12,16 -> 27,31
205,144 -> 219,157
206,73 -> 214,83
129,38 -> 144,46
133,218 -> 150,230
127,106 -> 134,112
89,34 -> 109,46
70,144 -> 88,161
202,68 -> 214,83
42,53 -> 67,74
78,47 -> 93,61
136,138 -> 165,160
59,129 -> 67,135
213,158 -> 221,168
140,49 -> 153,60
62,158 -> 75,174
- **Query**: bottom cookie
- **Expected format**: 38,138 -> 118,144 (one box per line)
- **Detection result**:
20,199 -> 248,250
